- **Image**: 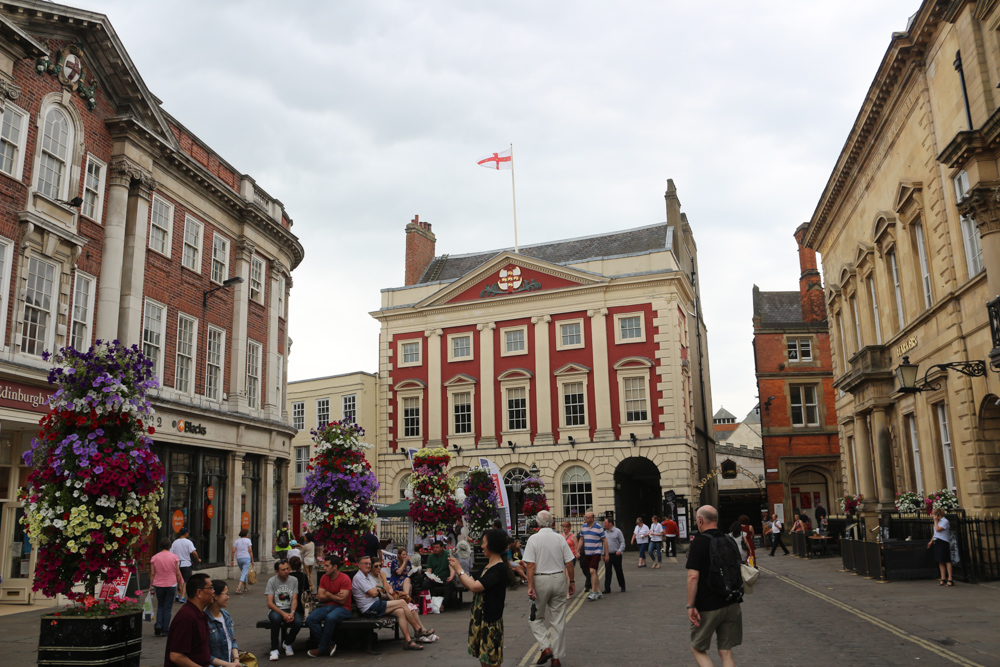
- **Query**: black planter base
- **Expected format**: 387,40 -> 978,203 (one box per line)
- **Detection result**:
38,611 -> 142,667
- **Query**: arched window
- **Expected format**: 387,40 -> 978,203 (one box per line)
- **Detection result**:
504,467 -> 528,521
561,465 -> 592,517
37,107 -> 72,200
398,473 -> 411,501
452,471 -> 468,490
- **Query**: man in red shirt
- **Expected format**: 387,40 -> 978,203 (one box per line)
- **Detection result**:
164,572 -> 214,667
305,555 -> 353,658
662,515 -> 679,557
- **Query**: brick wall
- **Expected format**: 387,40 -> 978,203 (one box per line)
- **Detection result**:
404,215 -> 435,285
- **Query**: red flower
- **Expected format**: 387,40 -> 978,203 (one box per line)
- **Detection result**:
148,427 -> 155,434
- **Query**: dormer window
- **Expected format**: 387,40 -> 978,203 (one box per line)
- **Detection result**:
37,107 -> 72,200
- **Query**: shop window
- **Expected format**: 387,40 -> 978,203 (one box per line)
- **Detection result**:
241,457 -> 261,557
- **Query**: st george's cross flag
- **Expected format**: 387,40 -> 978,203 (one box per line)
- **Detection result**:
477,149 -> 512,170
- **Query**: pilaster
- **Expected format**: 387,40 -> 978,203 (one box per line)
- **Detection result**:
478,322 -> 497,447
589,308 -> 614,441
532,315 -> 554,445
118,173 -> 156,344
426,328 -> 443,446
229,239 -> 255,414
95,159 -> 138,342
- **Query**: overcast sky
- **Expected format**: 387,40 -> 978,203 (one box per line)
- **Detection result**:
85,0 -> 919,419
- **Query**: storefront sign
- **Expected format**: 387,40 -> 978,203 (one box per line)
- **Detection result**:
98,571 -> 131,601
174,420 -> 207,435
241,512 -> 251,530
894,335 -> 917,357
205,504 -> 215,519
207,486 -> 215,501
171,510 -> 185,533
0,380 -> 54,413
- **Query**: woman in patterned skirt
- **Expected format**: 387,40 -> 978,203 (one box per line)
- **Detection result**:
449,528 -> 509,666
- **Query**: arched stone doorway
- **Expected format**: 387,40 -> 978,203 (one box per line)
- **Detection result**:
787,467 -> 831,526
976,395 -> 1000,511
614,457 -> 661,543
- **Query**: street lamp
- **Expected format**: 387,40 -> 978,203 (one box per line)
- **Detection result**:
203,276 -> 244,307
528,462 -> 539,477
895,355 -> 986,393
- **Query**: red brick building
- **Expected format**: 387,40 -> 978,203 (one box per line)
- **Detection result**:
753,224 -> 841,525
372,183 -> 718,528
0,3 -> 302,604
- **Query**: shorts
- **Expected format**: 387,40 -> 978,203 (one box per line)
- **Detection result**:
584,554 -> 602,570
362,598 -> 388,617
690,603 -> 742,652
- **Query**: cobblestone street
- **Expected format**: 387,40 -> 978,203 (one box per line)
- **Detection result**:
4,552 -> 999,667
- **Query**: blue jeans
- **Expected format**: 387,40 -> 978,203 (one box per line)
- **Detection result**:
268,610 -> 303,650
649,541 -> 662,563
154,586 -> 176,632
237,558 -> 252,583
306,605 -> 352,653
638,543 -> 648,559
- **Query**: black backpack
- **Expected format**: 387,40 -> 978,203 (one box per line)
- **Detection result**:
276,529 -> 290,549
708,533 -> 744,604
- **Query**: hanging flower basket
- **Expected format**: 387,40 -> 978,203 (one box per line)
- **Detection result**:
839,493 -> 863,515
894,491 -> 922,514
925,489 -> 960,513
302,420 -> 379,562
409,447 -> 462,536
463,466 -> 499,541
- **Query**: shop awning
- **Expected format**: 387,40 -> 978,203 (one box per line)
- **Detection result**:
376,500 -> 411,518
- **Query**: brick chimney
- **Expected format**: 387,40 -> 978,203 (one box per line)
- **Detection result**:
793,223 -> 826,322
404,215 -> 436,286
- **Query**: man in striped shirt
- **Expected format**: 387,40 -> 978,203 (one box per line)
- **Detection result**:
576,511 -> 607,601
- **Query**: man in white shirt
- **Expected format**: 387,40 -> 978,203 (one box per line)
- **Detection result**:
170,528 -> 200,602
769,513 -> 789,556
523,510 -> 575,667
351,555 -> 434,650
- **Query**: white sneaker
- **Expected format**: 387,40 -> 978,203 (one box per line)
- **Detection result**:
269,650 -> 279,661
283,643 -> 294,657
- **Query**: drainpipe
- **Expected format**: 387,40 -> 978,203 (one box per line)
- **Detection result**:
954,50 -> 974,131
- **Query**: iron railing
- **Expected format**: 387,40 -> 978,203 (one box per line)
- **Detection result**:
880,511 -> 1000,582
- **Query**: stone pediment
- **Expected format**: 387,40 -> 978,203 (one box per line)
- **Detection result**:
893,180 -> 923,221
416,251 -> 607,307
443,373 -> 477,386
553,362 -> 591,376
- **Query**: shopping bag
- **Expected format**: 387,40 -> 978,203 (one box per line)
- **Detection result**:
237,651 -> 258,667
430,596 -> 444,614
142,592 -> 155,622
247,568 -> 257,585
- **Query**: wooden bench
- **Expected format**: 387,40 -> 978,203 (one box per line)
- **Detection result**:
255,613 -> 399,655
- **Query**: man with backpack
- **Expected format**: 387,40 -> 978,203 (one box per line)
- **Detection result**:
685,505 -> 742,666
273,521 -> 293,559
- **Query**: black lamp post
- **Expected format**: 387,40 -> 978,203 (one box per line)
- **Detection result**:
203,276 -> 244,307
528,462 -> 540,478
894,355 -> 986,393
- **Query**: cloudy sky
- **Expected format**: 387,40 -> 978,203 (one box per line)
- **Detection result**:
86,0 -> 918,419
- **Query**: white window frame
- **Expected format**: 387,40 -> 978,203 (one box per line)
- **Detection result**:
35,105 -> 73,201
447,332 -> 474,363
175,314 -> 198,396
395,385 -> 424,442
81,154 -> 106,222
70,270 -> 95,352
506,386 -> 529,432
888,252 -> 905,330
936,403 -> 956,494
787,338 -> 812,363
211,233 -> 230,285
789,385 -> 820,427
292,402 -> 305,430
868,277 -> 882,345
396,337 -> 422,368
0,103 -> 28,181
250,255 -> 265,303
837,312 -> 849,365
614,312 -> 646,344
906,414 -> 924,498
20,255 -> 59,356
246,339 -> 262,409
342,393 -> 357,422
914,221 -> 932,309
445,377 -> 476,444
276,353 -> 284,409
149,195 -> 173,258
142,298 -> 168,380
554,364 -> 590,442
955,171 -> 984,279
293,446 -> 309,488
451,390 -> 473,435
181,214 -> 204,273
498,370 -> 531,438
317,397 -> 330,428
614,360 -> 653,438
0,238 -> 12,349
500,325 -> 529,357
556,318 -> 585,351
561,465 -> 593,518
850,297 -> 862,350
205,325 -> 226,401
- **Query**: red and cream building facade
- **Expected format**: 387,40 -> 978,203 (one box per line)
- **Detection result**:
372,182 -> 716,527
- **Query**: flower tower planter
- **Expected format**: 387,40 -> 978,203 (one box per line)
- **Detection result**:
302,420 -> 379,564
463,466 -> 499,542
408,447 -> 463,539
19,342 -> 164,666
520,476 -> 549,534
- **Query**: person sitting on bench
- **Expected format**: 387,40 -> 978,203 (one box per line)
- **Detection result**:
351,555 -> 436,651
305,555 -> 352,658
422,541 -> 456,603
265,559 -> 302,661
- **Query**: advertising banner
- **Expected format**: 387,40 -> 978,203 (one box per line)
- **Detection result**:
478,457 -> 511,532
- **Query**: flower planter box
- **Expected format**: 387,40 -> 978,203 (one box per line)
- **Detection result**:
38,611 -> 142,667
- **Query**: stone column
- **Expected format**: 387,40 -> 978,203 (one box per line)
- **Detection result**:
265,262 -> 284,421
840,424 -> 856,495
118,174 -> 156,344
95,160 -> 135,341
261,455 -> 276,565
478,322 -> 497,447
853,412 -> 877,503
589,308 -> 615,441
426,328 -> 443,446
871,406 -> 895,507
229,240 -> 255,414
228,451 -> 245,550
532,315 -> 554,445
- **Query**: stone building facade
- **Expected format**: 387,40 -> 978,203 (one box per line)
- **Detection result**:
0,3 -> 302,603
804,0 -> 1000,516
753,227 -> 842,525
371,182 -> 716,530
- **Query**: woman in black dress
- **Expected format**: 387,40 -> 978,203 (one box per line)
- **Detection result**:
449,528 -> 508,667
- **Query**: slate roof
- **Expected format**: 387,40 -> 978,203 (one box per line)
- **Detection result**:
418,222 -> 672,284
752,286 -> 803,326
743,404 -> 761,424
713,406 -> 736,422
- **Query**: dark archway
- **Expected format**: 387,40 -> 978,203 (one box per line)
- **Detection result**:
614,457 -> 661,546
977,395 -> 1000,510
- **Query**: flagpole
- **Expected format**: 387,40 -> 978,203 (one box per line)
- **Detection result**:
510,143 -> 519,253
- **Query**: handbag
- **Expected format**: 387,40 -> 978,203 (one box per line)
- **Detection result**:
247,568 -> 257,585
740,563 -> 760,594
238,652 -> 258,667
